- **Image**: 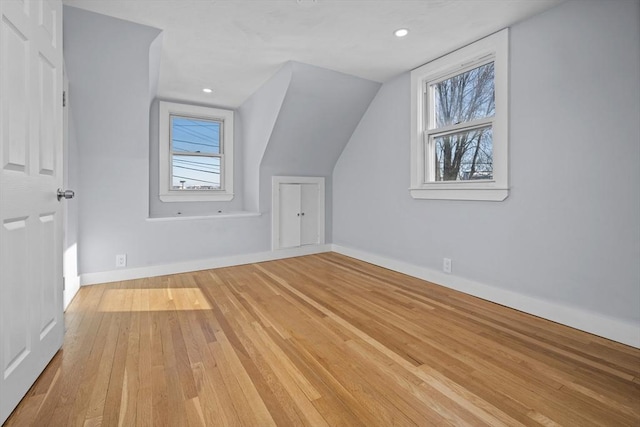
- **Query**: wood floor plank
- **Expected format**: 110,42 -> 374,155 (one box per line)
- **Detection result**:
5,253 -> 640,426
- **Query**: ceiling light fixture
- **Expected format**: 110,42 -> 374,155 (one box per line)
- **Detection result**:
202,88 -> 213,93
394,28 -> 409,38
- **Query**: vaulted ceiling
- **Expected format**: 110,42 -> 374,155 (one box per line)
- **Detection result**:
62,0 -> 564,108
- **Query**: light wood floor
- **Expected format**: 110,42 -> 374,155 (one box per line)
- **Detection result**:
5,253 -> 640,426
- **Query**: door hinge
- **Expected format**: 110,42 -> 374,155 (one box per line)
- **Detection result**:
62,277 -> 66,291
63,90 -> 66,107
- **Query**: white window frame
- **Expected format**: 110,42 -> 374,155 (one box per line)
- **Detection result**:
159,101 -> 234,202
410,28 -> 509,201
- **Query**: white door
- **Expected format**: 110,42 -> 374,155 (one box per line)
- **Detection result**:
279,183 -> 301,249
272,176 -> 325,250
299,184 -> 319,246
0,0 -> 64,424
277,182 -> 321,249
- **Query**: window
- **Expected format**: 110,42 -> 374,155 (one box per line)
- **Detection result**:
159,101 -> 234,202
410,29 -> 509,201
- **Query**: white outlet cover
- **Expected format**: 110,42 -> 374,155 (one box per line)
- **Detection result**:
443,258 -> 452,274
116,254 -> 127,268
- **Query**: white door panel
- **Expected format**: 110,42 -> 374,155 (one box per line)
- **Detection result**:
2,15 -> 29,172
300,184 -> 318,246
0,0 -> 64,424
2,218 -> 29,374
279,184 -> 301,249
38,54 -> 57,175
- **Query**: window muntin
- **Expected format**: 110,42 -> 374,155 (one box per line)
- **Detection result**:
159,101 -> 234,202
410,28 -> 508,201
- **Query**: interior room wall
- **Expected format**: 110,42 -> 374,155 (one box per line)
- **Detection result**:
333,0 -> 640,339
239,63 -> 293,213
64,7 -> 378,277
258,62 -> 381,241
64,7 -> 269,275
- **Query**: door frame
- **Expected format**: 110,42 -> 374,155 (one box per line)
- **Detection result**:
62,65 -> 79,309
271,176 -> 325,250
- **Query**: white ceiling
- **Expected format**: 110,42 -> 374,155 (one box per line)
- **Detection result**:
62,0 -> 564,108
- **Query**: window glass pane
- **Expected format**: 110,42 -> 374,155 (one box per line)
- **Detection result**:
172,155 -> 221,189
434,126 -> 493,181
433,62 -> 495,128
171,116 -> 220,154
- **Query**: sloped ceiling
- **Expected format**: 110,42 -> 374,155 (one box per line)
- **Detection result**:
240,62 -> 381,211
261,62 -> 381,177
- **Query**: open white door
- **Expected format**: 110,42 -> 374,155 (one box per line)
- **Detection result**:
0,0 -> 65,424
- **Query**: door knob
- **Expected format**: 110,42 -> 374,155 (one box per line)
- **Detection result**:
57,188 -> 75,201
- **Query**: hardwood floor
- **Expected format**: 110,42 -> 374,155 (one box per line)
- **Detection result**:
5,253 -> 640,426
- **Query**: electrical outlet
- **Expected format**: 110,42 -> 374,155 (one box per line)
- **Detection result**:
115,254 -> 127,268
443,258 -> 452,274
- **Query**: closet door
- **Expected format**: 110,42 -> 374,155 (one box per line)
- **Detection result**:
299,183 -> 319,246
272,176 -> 324,251
279,183 -> 301,248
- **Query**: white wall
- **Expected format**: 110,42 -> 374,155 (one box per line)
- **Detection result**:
239,63 -> 292,213
333,0 -> 640,342
64,7 -> 270,275
258,62 -> 381,240
64,8 -> 378,276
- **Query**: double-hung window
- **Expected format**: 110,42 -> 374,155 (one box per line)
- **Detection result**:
159,101 -> 234,202
410,29 -> 509,201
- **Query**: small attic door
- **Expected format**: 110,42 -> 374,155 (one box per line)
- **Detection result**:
272,176 -> 325,250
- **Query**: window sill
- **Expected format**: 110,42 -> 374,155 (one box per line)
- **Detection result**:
409,187 -> 508,201
146,211 -> 261,221
159,192 -> 234,202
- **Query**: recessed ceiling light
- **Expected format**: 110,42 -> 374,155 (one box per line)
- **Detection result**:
394,28 -> 409,38
202,88 -> 213,93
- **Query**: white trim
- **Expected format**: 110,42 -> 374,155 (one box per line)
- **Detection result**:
146,211 -> 261,222
159,192 -> 234,202
159,101 -> 234,202
331,244 -> 640,348
410,29 -> 509,201
78,243 -> 639,347
80,244 -> 332,286
272,176 -> 325,250
409,187 -> 508,201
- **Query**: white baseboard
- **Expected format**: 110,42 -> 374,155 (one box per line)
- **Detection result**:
80,244 -> 332,286
332,244 -> 640,349
78,242 -> 639,348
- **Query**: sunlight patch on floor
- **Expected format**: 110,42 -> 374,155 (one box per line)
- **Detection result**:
97,287 -> 212,312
